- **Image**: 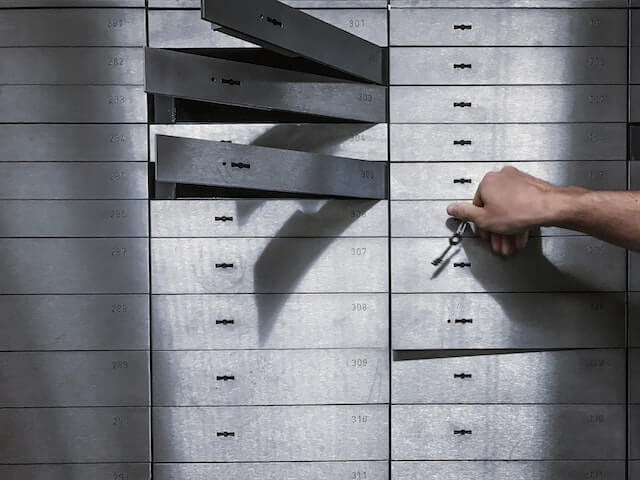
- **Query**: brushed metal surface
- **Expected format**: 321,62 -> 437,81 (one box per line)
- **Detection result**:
145,49 -> 385,123
2,0 -> 144,5
153,405 -> 389,462
151,200 -> 387,237
392,237 -> 625,293
0,48 -> 144,85
631,405 -> 640,459
632,48 -> 640,84
153,349 -> 388,405
0,464 -> 151,480
0,200 -> 148,237
149,9 -> 387,48
0,407 -> 150,463
150,124 -> 387,163
391,461 -> 626,480
390,9 -> 628,46
391,47 -> 626,85
392,293 -> 625,349
0,351 -> 149,407
631,251 -> 640,291
0,238 -> 149,294
392,405 -> 625,460
390,124 -> 626,162
631,126 -> 640,161
155,136 -> 387,199
632,462 -> 640,480
0,295 -> 149,351
390,86 -> 626,123
154,462 -> 388,480
632,349 -> 640,404
390,161 -> 626,200
0,124 -> 147,162
392,349 -> 625,404
0,86 -> 147,123
152,293 -> 388,350
0,9 -> 146,46
151,238 -> 388,294
631,293 -> 640,347
0,163 -> 147,200
632,86 -> 640,122
149,0 -> 387,7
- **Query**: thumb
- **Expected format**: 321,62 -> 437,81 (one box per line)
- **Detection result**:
447,202 -> 485,224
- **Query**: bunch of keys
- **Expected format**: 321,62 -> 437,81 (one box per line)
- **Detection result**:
431,221 -> 470,266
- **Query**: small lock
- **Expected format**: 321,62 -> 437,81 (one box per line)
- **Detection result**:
453,140 -> 472,146
231,162 -> 251,169
216,375 -> 235,381
453,262 -> 471,268
454,373 -> 473,379
453,178 -> 472,184
453,63 -> 472,69
454,318 -> 473,324
217,431 -> 235,437
215,216 -> 234,222
216,263 -> 234,269
453,102 -> 472,108
454,429 -> 473,435
216,319 -> 234,325
453,24 -> 472,30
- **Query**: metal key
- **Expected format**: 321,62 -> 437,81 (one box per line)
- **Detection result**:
431,221 -> 469,266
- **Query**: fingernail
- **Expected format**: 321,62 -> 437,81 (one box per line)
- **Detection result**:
446,205 -> 456,216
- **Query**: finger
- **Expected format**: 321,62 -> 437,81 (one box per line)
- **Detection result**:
501,236 -> 515,256
447,202 -> 486,224
491,233 -> 502,254
477,227 -> 489,241
472,185 -> 484,207
515,231 -> 529,250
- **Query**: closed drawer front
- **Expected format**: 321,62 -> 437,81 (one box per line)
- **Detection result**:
391,47 -> 626,85
390,86 -> 626,123
392,349 -> 625,404
392,293 -> 625,350
0,294 -> 149,351
153,349 -> 389,405
0,238 -> 149,294
0,464 -> 150,480
1,0 -> 145,6
631,251 -> 640,291
392,405 -> 625,460
630,126 -> 640,162
392,1 -> 628,6
632,462 -> 640,480
153,405 -> 389,462
631,47 -> 640,84
0,124 -> 147,162
391,461 -> 625,480
0,163 -> 147,200
631,349 -> 640,403
153,462 -> 388,480
391,124 -> 626,162
391,161 -> 626,200
0,352 -> 149,407
0,9 -> 146,46
151,238 -> 388,294
148,0 -> 388,7
0,407 -> 150,463
632,405 -> 640,459
390,9 -> 627,46
151,200 -> 387,237
0,200 -> 148,237
149,124 -> 387,163
392,237 -> 625,293
0,48 -> 144,85
152,293 -> 388,350
148,9 -> 387,48
630,293 -> 640,347
631,86 -> 640,122
0,86 -> 146,123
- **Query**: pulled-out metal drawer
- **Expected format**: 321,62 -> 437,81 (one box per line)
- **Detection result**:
392,349 -> 625,404
390,124 -> 626,162
0,124 -> 147,162
1,0 -> 144,5
0,464 -> 151,480
391,161 -> 626,200
392,405 -> 625,460
0,407 -> 150,463
0,238 -> 149,294
390,9 -> 627,46
152,293 -> 388,350
151,238 -> 388,294
0,86 -> 147,123
0,200 -> 148,237
390,47 -> 626,85
148,9 -> 387,48
0,294 -> 149,351
153,405 -> 388,462
153,349 -> 388,405
391,461 -> 626,480
392,293 -> 625,350
390,86 -> 626,123
151,200 -> 387,237
154,462 -> 388,480
0,163 -> 147,200
0,9 -> 146,46
149,124 -> 387,163
0,48 -> 144,85
392,237 -> 625,293
0,351 -> 149,407
148,0 -> 388,7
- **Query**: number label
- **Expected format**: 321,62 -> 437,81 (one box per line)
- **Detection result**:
107,18 -> 131,29
585,471 -> 605,479
587,56 -> 605,67
351,247 -> 367,256
108,57 -> 125,66
588,95 -> 606,104
112,360 -> 129,369
360,169 -> 375,180
351,209 -> 367,219
110,209 -> 128,219
351,415 -> 368,424
350,358 -> 368,367
109,96 -> 127,105
111,247 -> 128,257
110,171 -> 126,181
349,19 -> 365,28
352,472 -> 367,480
352,303 -> 368,312
359,92 -> 373,103
112,304 -> 128,314
588,414 -> 605,423
113,473 -> 129,480
110,135 -> 127,143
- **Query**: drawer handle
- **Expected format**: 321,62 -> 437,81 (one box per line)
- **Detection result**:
454,429 -> 472,435
261,14 -> 284,28
453,140 -> 472,146
453,24 -> 472,30
454,373 -> 473,379
216,263 -> 234,269
217,431 -> 235,437
231,162 -> 251,169
453,318 -> 473,324
215,216 -> 234,222
216,375 -> 235,381
453,178 -> 472,184
453,102 -> 472,108
220,140 -> 233,143
453,262 -> 471,268
216,319 -> 235,325
453,63 -> 472,69
222,78 -> 241,86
